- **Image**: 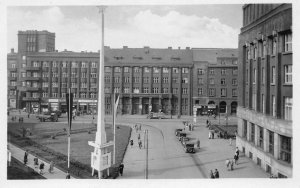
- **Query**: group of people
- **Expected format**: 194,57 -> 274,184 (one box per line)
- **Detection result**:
24,150 -> 54,175
225,147 -> 240,171
209,169 -> 220,178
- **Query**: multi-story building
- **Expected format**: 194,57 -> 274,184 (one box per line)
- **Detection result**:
237,4 -> 292,178
7,30 -> 238,117
193,49 -> 238,115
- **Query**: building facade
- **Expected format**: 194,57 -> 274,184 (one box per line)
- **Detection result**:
237,4 -> 292,178
7,30 -> 238,117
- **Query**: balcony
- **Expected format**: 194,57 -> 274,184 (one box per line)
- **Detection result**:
25,77 -> 41,81
24,67 -> 41,71
26,87 -> 40,91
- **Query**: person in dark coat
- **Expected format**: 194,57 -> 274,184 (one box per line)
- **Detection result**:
34,156 -> 39,168
66,171 -> 71,179
39,162 -> 45,174
234,154 -> 239,165
130,139 -> 133,148
24,151 -> 28,165
214,169 -> 219,178
119,163 -> 124,176
210,170 -> 215,179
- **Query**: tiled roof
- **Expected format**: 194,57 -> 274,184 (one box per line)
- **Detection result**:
192,48 -> 238,63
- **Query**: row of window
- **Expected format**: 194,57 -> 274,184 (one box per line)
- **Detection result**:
246,32 -> 292,60
27,61 -> 98,68
198,88 -> 237,97
198,68 -> 238,75
29,92 -> 97,99
247,65 -> 292,85
107,67 -> 189,74
198,78 -> 238,85
104,87 -> 189,94
20,81 -> 98,88
242,120 -> 291,164
105,77 -> 188,84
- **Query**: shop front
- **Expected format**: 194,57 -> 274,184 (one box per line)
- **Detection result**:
40,102 -> 49,113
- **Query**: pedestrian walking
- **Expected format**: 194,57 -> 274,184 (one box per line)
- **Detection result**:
138,140 -> 142,149
119,163 -> 124,176
214,169 -> 219,178
39,162 -> 45,174
139,124 -> 141,131
28,113 -> 30,118
48,161 -> 54,173
138,133 -> 140,140
34,156 -> 39,168
225,159 -> 230,170
196,139 -> 200,149
24,150 -> 28,165
212,131 -> 214,139
235,147 -> 240,157
234,154 -> 239,165
206,119 -> 209,126
210,170 -> 215,179
130,139 -> 134,148
66,171 -> 71,179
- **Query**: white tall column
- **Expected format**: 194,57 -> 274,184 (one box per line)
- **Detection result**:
95,6 -> 106,146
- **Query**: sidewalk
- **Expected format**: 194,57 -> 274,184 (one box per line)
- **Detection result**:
8,143 -> 75,179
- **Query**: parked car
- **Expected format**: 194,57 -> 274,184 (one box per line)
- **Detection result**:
182,143 -> 195,153
148,112 -> 166,119
36,112 -> 58,122
52,110 -> 62,117
175,128 -> 183,136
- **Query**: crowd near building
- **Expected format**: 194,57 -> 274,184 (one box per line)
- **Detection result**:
7,31 -> 238,116
236,4 -> 292,178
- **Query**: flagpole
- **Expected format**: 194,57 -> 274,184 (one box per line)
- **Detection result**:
113,92 -> 116,165
68,87 -> 71,169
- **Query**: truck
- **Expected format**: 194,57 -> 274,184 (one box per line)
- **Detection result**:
182,143 -> 195,153
36,112 -> 58,122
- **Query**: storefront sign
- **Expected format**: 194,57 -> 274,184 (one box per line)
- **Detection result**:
80,103 -> 87,105
48,99 -> 59,103
78,99 -> 97,103
9,99 -> 16,108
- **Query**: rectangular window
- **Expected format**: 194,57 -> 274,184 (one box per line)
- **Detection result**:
61,93 -> 66,98
104,76 -> 110,83
252,93 -> 257,110
134,77 -> 140,83
173,68 -> 179,73
81,62 -> 87,68
71,72 -> 77,78
280,135 -> 291,163
104,87 -> 110,93
90,93 -> 97,99
284,33 -> 292,52
269,131 -> 274,155
221,69 -> 226,75
172,88 -> 178,94
162,67 -> 169,73
124,67 -> 129,73
81,73 -> 87,78
272,38 -> 277,55
81,83 -> 87,88
61,83 -> 67,88
43,62 -> 49,67
172,78 -> 178,83
271,66 -> 275,84
232,79 -> 237,86
153,67 -> 159,73
232,89 -> 237,97
250,123 -> 255,143
153,77 -> 159,83
209,69 -> 214,75
198,78 -> 203,85
91,62 -> 97,68
22,82 -> 26,87
258,41 -> 263,57
209,78 -> 215,85
253,45 -> 257,59
52,82 -> 58,87
33,93 -> 40,98
62,72 -> 68,78
284,97 -> 292,121
80,93 -> 87,98
153,88 -> 158,93
247,48 -> 251,60
233,68 -> 238,75
144,67 -> 150,73
71,62 -> 78,68
221,88 -> 226,97
125,77 -> 130,83
258,126 -> 264,149
52,73 -> 58,77
242,120 -> 247,138
209,88 -> 215,97
114,77 -> 120,83
182,78 -> 188,84
114,87 -> 120,93
133,87 -> 139,93
33,61 -> 40,67
284,65 -> 292,84
182,68 -> 189,73
253,69 -> 256,84
221,78 -> 226,85
22,63 -> 26,68
182,88 -> 188,94
114,67 -> 121,72
143,87 -> 149,93
262,67 -> 265,84
134,67 -> 140,73
91,73 -> 97,78
198,88 -> 203,96
262,94 -> 265,113
124,87 -> 129,93
263,41 -> 267,57
42,92 -> 48,98
62,62 -> 67,68
163,88 -> 168,93
71,82 -> 77,88
198,69 -> 204,75
42,82 -> 48,87
105,67 -> 111,72
163,77 -> 169,83
272,95 -> 276,117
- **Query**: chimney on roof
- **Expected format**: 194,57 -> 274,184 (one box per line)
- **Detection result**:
64,49 -> 67,51
11,48 -> 14,53
168,47 -> 172,49
178,47 -> 181,50
186,47 -> 190,50
123,46 -> 128,49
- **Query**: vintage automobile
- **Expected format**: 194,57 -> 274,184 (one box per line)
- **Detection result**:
182,143 -> 195,153
175,128 -> 183,136
36,112 -> 58,122
148,112 -> 166,119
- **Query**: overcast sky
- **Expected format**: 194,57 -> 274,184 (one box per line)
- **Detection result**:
7,5 -> 243,52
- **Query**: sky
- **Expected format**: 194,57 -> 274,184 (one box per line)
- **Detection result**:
7,5 -> 243,52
